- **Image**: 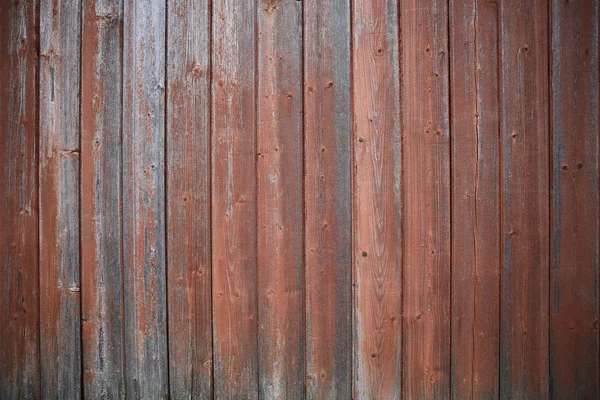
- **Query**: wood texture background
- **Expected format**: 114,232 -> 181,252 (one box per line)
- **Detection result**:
0,0 -> 598,399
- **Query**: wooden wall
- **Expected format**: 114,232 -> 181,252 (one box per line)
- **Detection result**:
0,0 -> 598,398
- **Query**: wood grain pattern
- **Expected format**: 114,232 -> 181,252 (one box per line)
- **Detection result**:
39,0 -> 82,397
166,0 -> 213,397
211,0 -> 258,397
402,0 -> 452,397
122,0 -> 168,397
304,0 -> 352,398
550,0 -> 599,398
352,0 -> 402,398
81,0 -> 125,397
0,1 -> 40,398
499,0 -> 550,397
4,3 -> 600,398
449,0 -> 500,398
257,1 -> 304,398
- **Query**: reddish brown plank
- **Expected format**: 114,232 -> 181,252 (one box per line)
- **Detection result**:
352,0 -> 402,398
39,0 -> 82,397
550,0 -> 599,398
80,0 -> 125,397
402,0 -> 451,397
257,0 -> 304,398
449,0 -> 501,398
211,0 -> 258,397
304,0 -> 352,398
122,0 -> 168,397
166,0 -> 213,397
499,0 -> 549,397
0,1 -> 40,397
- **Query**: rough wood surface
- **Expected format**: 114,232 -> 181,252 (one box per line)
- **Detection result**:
81,0 -> 125,398
166,0 -> 213,397
211,0 -> 258,397
499,0 -> 550,397
122,0 -> 168,397
39,0 -> 82,397
0,1 -> 40,398
550,0 -> 599,398
304,0 -> 352,398
352,0 -> 402,398
449,0 -> 500,398
402,0 -> 452,397
257,1 -> 304,398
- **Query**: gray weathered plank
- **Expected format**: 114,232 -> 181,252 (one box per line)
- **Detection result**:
304,0 -> 352,398
167,0 -> 213,397
122,0 -> 169,397
39,0 -> 83,397
257,1 -> 304,398
0,1 -> 40,398
81,0 -> 125,398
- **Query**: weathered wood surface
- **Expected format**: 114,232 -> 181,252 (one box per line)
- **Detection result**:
402,0 -> 452,397
211,0 -> 258,398
257,1 -> 305,398
304,0 -> 352,398
450,0 -> 500,398
166,0 -> 213,398
122,0 -> 168,397
2,0 -> 600,398
499,0 -> 550,397
352,0 -> 402,398
81,0 -> 125,398
0,1 -> 39,398
39,0 -> 82,397
550,0 -> 599,398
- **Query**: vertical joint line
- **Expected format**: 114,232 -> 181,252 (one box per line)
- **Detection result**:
78,0 -> 84,397
447,0 -> 453,398
164,0 -> 170,395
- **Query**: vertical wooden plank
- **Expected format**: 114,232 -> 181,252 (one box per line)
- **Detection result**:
0,1 -> 40,397
449,0 -> 500,398
402,0 -> 451,397
304,0 -> 352,398
499,0 -> 549,397
211,0 -> 258,397
80,0 -> 125,397
122,0 -> 168,397
352,0 -> 402,398
257,1 -> 304,398
257,0 -> 304,398
39,0 -> 82,397
166,0 -> 213,397
550,0 -> 599,398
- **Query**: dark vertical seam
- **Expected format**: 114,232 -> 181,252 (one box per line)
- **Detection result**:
547,0 -> 554,397
497,0 -> 503,396
77,0 -> 84,396
349,0 -> 355,397
446,0 -> 453,397
254,0 -> 260,396
164,0 -> 170,396
398,0 -> 404,397
300,0 -> 307,398
208,0 -> 214,397
36,0 -> 42,394
119,0 -> 127,397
